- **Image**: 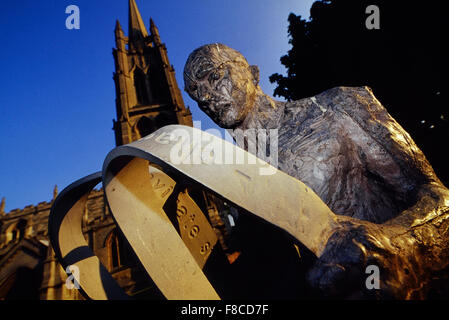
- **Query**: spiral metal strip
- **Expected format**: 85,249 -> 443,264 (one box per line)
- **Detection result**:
49,125 -> 338,300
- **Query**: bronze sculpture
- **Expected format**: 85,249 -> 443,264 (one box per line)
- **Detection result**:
183,43 -> 449,298
48,44 -> 449,300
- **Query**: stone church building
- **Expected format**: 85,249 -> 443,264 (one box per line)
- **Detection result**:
0,0 -> 205,299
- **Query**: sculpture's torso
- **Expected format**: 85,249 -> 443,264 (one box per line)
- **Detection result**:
239,86 -> 438,223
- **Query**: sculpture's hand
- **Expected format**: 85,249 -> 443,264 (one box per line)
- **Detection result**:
306,217 -> 411,299
304,183 -> 449,300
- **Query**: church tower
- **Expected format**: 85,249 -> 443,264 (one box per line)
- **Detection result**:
112,0 -> 237,266
112,0 -> 193,146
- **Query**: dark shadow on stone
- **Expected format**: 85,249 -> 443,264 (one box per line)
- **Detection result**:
4,266 -> 43,300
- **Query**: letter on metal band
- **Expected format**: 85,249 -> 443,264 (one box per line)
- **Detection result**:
50,125 -> 339,300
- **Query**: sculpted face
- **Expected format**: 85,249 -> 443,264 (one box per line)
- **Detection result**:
184,44 -> 260,128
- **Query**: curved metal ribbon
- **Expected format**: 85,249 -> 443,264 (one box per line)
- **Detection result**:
48,172 -> 129,299
50,125 -> 339,300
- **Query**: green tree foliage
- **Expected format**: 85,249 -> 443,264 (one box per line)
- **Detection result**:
270,0 -> 449,186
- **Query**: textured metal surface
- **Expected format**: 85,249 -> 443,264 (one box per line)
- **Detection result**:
175,188 -> 218,267
104,157 -> 219,300
49,125 -> 339,299
183,44 -> 449,298
118,125 -> 339,257
183,44 -> 445,224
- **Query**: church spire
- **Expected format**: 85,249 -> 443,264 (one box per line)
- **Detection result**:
150,18 -> 161,45
0,197 -> 5,215
128,0 -> 148,40
115,19 -> 123,33
53,185 -> 58,201
112,0 -> 193,146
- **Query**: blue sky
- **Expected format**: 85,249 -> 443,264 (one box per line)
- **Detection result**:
0,0 -> 315,212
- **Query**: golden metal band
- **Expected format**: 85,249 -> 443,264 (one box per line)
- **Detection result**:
49,125 -> 339,300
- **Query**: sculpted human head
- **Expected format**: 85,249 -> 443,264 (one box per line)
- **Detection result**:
183,43 -> 260,128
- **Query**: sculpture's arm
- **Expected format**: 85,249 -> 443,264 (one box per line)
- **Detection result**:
307,201 -> 449,299
304,87 -> 449,298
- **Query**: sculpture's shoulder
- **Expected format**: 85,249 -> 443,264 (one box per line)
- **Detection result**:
281,94 -> 330,128
319,86 -> 440,184
312,86 -> 384,116
281,86 -> 378,122
277,87 -> 371,146
300,86 -> 400,133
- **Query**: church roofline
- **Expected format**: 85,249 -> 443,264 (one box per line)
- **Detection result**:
0,188 -> 104,221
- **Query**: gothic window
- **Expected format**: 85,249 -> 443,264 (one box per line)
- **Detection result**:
6,219 -> 27,244
136,116 -> 153,138
154,112 -> 176,129
11,230 -> 18,242
134,68 -> 150,105
106,230 -> 131,271
148,68 -> 167,103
